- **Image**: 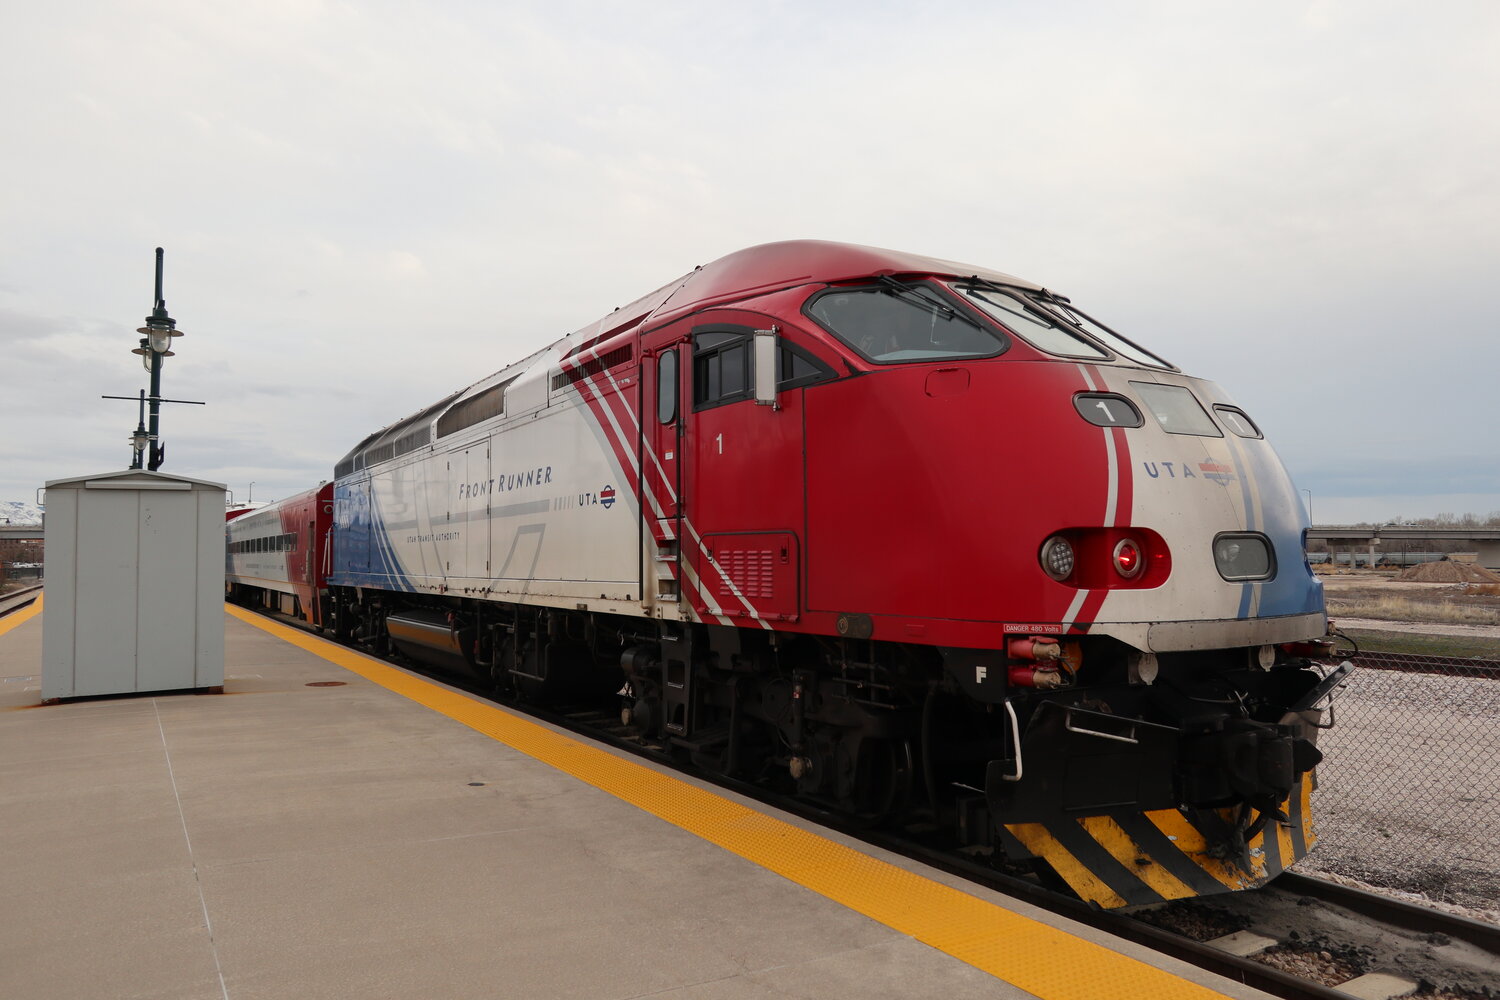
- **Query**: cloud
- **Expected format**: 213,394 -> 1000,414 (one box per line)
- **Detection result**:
2,0 -> 1497,517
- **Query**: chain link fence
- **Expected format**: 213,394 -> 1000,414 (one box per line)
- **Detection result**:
1298,646 -> 1500,914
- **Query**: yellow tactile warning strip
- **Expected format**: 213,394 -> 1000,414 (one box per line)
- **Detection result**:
0,593 -> 42,639
226,605 -> 1237,999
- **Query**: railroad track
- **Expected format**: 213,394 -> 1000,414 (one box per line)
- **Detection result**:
1349,648 -> 1500,679
0,584 -> 42,618
1123,871 -> 1500,999
247,605 -> 1500,1000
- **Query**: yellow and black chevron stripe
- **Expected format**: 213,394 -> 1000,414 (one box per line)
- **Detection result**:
1004,775 -> 1316,908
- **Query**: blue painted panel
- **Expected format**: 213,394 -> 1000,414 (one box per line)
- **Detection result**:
329,476 -> 372,586
1231,437 -> 1324,619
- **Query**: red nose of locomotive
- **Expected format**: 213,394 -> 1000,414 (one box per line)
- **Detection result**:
799,284 -> 1336,908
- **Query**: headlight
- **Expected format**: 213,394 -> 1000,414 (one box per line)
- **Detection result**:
1214,532 -> 1274,581
1040,535 -> 1075,581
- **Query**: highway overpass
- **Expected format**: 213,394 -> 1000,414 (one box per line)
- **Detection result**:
1307,526 -> 1500,569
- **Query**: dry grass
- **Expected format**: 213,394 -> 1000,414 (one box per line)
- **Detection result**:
1325,593 -> 1500,625
1336,627 -> 1500,659
1461,583 -> 1500,597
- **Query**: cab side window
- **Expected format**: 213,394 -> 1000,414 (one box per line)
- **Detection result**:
657,349 -> 678,424
692,324 -> 833,410
777,343 -> 829,390
693,330 -> 752,409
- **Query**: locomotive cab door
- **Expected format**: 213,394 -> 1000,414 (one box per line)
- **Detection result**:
683,317 -> 805,623
642,313 -> 829,621
659,312 -> 831,623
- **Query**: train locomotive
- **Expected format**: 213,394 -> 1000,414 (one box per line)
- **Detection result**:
228,240 -> 1350,909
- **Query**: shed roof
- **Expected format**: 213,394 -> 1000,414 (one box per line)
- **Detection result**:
44,469 -> 227,492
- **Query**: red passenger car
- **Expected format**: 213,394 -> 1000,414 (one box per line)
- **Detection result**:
226,483 -> 334,630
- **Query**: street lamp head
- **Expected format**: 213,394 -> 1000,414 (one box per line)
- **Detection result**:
131,338 -> 173,371
129,428 -> 151,452
137,324 -> 183,354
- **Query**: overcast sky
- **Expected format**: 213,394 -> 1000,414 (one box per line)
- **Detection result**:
3,1 -> 1497,524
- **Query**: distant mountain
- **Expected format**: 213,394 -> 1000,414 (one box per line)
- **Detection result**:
0,501 -> 44,525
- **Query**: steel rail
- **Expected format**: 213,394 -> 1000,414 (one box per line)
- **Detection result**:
1274,870 -> 1500,953
0,584 -> 42,619
1349,648 -> 1500,679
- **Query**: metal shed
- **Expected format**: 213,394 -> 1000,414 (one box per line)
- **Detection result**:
41,469 -> 226,701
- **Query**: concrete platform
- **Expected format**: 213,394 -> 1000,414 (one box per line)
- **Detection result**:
0,601 -> 1278,1000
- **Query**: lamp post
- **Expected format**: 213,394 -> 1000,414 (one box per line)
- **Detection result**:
132,248 -> 183,471
102,247 -> 206,469
1302,488 -> 1314,526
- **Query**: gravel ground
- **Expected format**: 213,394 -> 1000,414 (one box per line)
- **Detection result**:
1137,882 -> 1500,994
1299,664 -> 1500,920
1285,578 -> 1500,921
1254,944 -> 1363,987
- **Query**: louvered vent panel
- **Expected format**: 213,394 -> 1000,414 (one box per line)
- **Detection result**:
718,548 -> 775,599
696,532 -> 800,622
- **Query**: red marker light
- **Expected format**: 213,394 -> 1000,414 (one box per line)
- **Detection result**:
1113,538 -> 1144,579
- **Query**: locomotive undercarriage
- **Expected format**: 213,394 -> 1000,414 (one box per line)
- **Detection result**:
329,585 -> 1345,906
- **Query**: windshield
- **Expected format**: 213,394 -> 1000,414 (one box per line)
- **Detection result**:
956,284 -> 1108,360
804,281 -> 1006,363
953,280 -> 1175,370
1130,381 -> 1222,436
1037,297 -> 1173,369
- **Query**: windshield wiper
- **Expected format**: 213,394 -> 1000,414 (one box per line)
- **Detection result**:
960,275 -> 1072,330
1029,288 -> 1175,371
873,275 -> 983,330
